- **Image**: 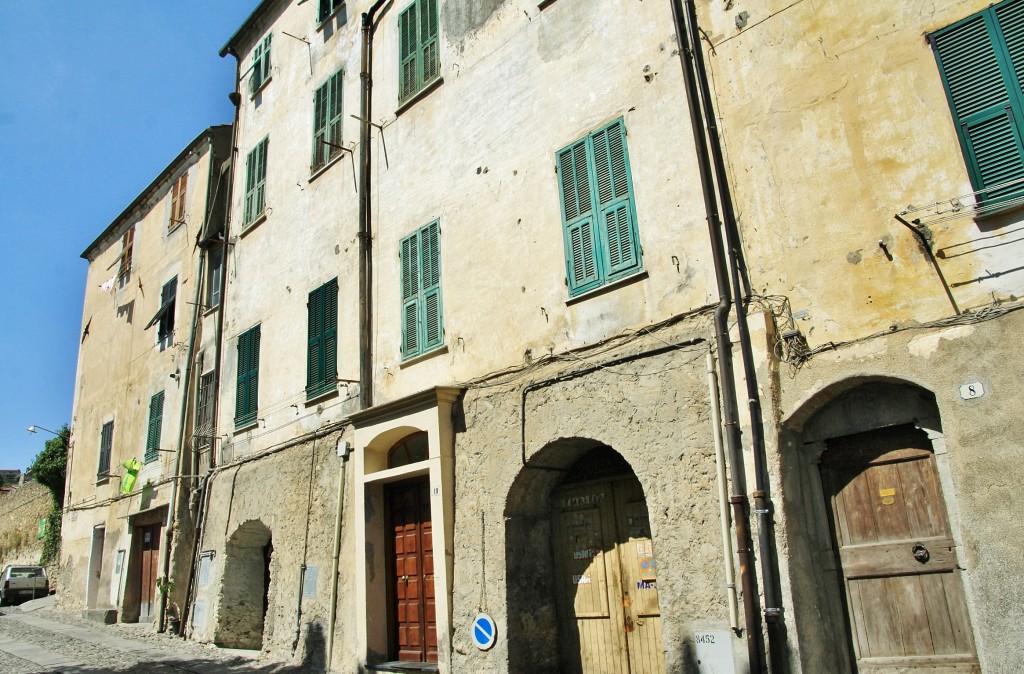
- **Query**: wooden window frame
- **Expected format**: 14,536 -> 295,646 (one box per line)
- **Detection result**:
117,227 -> 134,289
244,137 -> 269,226
97,421 -> 114,480
169,172 -> 188,231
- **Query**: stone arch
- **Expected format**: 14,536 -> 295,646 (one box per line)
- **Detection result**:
777,377 -> 961,674
504,439 -> 655,673
215,519 -> 273,650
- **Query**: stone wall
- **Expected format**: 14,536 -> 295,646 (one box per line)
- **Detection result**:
0,481 -> 52,572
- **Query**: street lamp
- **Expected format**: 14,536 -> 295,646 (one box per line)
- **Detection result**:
27,425 -> 59,436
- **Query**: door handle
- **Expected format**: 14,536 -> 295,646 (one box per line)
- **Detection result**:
912,543 -> 930,564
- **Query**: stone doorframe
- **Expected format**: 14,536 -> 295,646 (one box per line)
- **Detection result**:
778,377 -> 973,674
350,387 -> 462,670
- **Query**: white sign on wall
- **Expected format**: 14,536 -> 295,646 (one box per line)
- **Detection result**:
693,630 -> 735,673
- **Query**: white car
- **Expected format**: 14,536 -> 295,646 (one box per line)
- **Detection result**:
0,565 -> 49,605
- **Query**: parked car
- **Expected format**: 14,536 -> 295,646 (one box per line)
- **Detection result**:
0,565 -> 49,606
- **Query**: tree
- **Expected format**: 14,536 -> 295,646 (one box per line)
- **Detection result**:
28,424 -> 68,565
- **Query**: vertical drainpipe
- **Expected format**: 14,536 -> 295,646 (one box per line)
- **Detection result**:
669,0 -> 767,670
158,136 -> 212,633
681,0 -> 785,669
358,1 -> 389,411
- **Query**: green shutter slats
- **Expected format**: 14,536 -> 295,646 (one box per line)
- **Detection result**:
401,221 -> 443,358
934,1 -> 1024,205
307,280 -> 338,399
420,0 -> 440,84
98,422 -> 113,478
399,4 -> 418,101
313,71 -> 344,170
313,84 -> 329,168
245,138 -> 269,223
235,326 -> 261,427
557,118 -> 642,295
328,71 -> 343,162
145,391 -> 164,463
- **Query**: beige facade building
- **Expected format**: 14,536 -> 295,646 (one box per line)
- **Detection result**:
63,0 -> 1024,672
63,126 -> 231,625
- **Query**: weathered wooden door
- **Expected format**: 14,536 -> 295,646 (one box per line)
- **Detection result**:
552,476 -> 666,674
387,478 -> 438,663
137,523 -> 161,623
821,426 -> 978,672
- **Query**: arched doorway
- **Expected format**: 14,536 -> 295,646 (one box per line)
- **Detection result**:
782,379 -> 978,673
215,520 -> 273,650
505,441 -> 665,674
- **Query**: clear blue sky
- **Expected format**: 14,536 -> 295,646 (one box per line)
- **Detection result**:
0,3 -> 255,472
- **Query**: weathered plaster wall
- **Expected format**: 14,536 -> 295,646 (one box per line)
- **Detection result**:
449,317 -> 746,673
191,429 -> 354,668
0,481 -> 51,570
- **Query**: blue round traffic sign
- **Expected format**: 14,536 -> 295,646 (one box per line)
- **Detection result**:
471,612 -> 497,650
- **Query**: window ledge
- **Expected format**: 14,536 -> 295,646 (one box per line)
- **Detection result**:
537,0 -> 557,9
240,212 -> 268,237
309,155 -> 344,183
203,305 -> 220,318
95,477 -> 110,486
234,418 -> 259,433
400,344 -> 449,368
305,385 -> 339,405
396,77 -> 444,117
565,270 -> 648,306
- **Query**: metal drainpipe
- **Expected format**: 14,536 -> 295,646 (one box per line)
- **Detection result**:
324,443 -> 349,669
707,351 -> 739,631
681,0 -> 785,668
669,0 -> 767,670
359,0 -> 390,411
158,169 -> 210,633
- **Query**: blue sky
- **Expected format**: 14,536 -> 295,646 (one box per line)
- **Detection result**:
0,3 -> 255,472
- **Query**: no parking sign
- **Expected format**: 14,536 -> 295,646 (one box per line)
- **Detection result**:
471,612 -> 497,651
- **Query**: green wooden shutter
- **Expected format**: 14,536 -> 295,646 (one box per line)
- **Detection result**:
934,2 -> 1024,204
399,3 -> 418,101
328,71 -> 343,162
244,146 -> 257,222
235,326 -> 260,428
420,221 -> 443,349
591,120 -> 639,276
256,138 -> 268,216
98,422 -> 113,478
250,40 -> 264,94
323,279 -> 338,392
145,391 -> 164,463
557,140 -> 600,294
420,0 -> 440,85
401,231 -> 420,356
313,82 -> 329,169
308,285 -> 324,391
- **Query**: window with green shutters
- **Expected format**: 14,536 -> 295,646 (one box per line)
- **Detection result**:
244,138 -> 269,225
398,0 -> 440,103
98,421 -> 114,479
235,325 -> 261,429
145,391 -> 165,463
319,0 -> 345,24
400,221 -> 443,359
556,118 -> 642,296
250,33 -> 272,96
307,279 -> 339,399
933,0 -> 1024,207
313,70 -> 344,171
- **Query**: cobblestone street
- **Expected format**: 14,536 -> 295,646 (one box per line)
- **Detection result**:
0,598 -> 316,674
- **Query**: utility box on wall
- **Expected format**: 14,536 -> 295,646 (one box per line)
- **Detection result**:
693,630 -> 736,673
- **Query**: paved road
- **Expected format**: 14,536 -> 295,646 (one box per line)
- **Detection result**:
0,598 -> 315,674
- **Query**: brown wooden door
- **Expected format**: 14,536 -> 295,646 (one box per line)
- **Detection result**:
387,479 -> 438,663
137,523 -> 161,623
552,477 -> 666,674
821,426 -> 978,672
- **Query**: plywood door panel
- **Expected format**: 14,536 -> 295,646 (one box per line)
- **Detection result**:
822,426 -> 978,671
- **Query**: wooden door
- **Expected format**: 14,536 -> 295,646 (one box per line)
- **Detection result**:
387,479 -> 438,663
821,426 -> 978,672
137,523 -> 161,623
552,477 -> 666,674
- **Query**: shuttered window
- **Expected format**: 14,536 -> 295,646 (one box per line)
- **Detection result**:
117,227 -> 134,289
319,0 -> 345,23
244,137 -> 269,225
235,325 -> 261,429
195,371 -> 215,453
145,391 -> 165,463
398,0 -> 440,103
556,118 -> 642,296
400,221 -> 443,359
157,277 -> 177,351
98,421 -> 114,479
250,33 -> 272,96
307,278 -> 339,399
312,70 -> 344,171
933,0 -> 1024,206
170,173 -> 188,230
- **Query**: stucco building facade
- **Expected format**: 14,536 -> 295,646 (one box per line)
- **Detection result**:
64,0 -> 1024,672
